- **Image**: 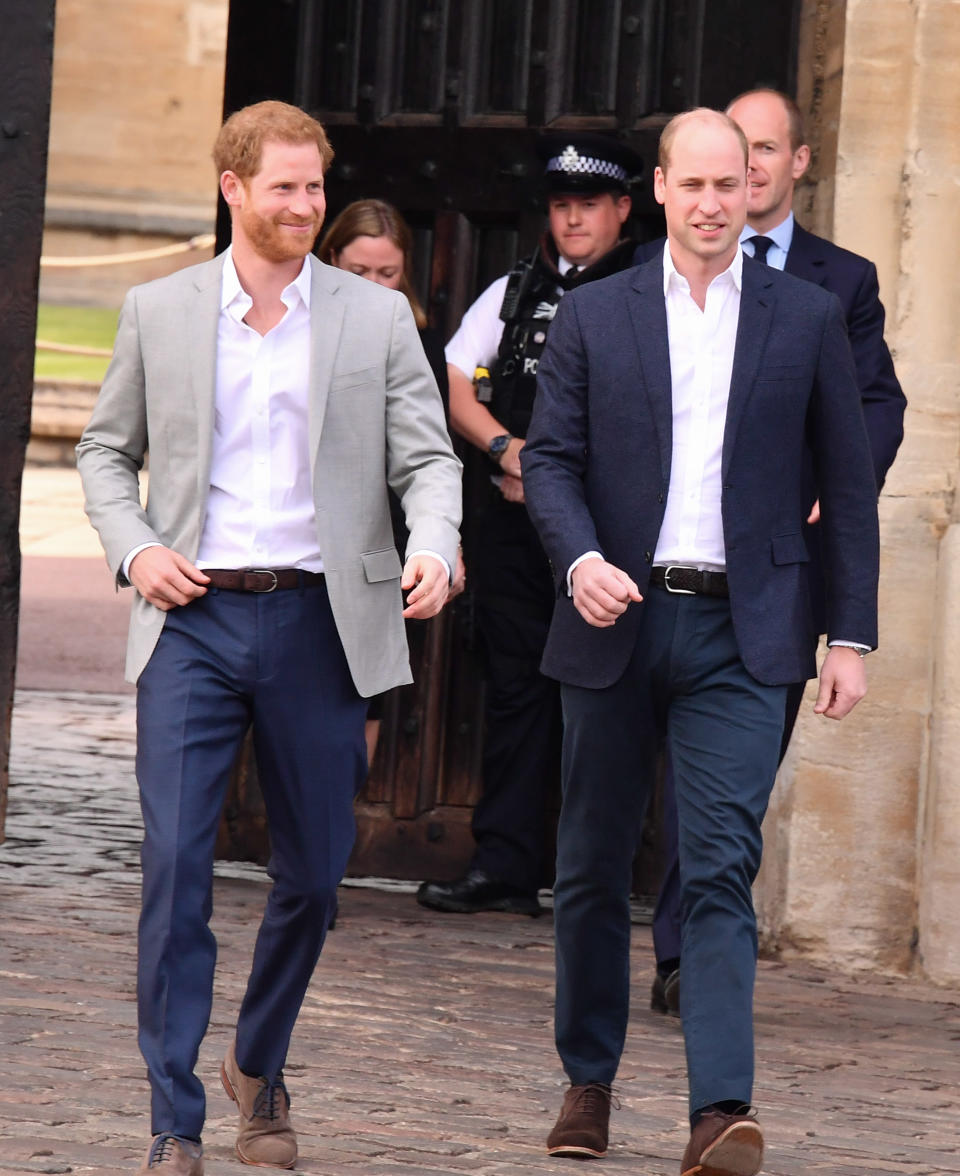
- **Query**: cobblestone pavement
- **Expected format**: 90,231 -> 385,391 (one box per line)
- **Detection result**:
2,690 -> 960,1176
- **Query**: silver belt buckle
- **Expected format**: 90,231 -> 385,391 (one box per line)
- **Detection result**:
250,568 -> 279,593
663,565 -> 696,595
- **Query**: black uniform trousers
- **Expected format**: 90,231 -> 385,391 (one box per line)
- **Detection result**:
469,492 -> 562,895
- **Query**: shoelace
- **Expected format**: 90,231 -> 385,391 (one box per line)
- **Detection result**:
571,1083 -> 621,1114
149,1134 -> 179,1165
252,1076 -> 291,1121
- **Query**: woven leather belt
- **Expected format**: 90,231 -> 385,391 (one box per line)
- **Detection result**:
649,565 -> 729,598
204,568 -> 325,593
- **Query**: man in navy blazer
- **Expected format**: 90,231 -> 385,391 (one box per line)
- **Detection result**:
521,109 -> 879,1175
638,88 -> 906,1020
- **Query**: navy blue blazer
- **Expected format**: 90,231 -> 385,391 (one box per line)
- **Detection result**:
520,255 -> 880,690
635,230 -> 904,634
634,229 -> 906,490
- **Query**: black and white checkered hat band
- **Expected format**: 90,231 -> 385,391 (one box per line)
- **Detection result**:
546,152 -> 628,182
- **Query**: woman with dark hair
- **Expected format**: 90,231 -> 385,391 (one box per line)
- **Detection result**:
319,200 -> 464,765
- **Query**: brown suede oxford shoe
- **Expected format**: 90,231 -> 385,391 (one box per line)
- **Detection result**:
680,1108 -> 763,1175
546,1082 -> 616,1158
220,1043 -> 297,1169
135,1134 -> 203,1175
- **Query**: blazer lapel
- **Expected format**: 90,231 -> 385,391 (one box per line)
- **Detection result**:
722,257 -> 775,479
306,255 -> 345,463
186,255 -> 225,508
628,258 -> 672,485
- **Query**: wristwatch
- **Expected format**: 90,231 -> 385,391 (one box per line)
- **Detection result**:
487,433 -> 513,463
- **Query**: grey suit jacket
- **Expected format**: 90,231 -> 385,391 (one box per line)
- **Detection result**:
76,252 -> 462,695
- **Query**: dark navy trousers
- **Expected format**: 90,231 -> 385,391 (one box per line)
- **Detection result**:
554,587 -> 785,1114
652,677 -> 808,967
135,580 -> 367,1140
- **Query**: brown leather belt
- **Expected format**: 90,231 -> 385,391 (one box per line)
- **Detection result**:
649,565 -> 729,598
204,568 -> 325,593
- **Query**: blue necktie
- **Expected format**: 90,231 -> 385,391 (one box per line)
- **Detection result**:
748,235 -> 774,265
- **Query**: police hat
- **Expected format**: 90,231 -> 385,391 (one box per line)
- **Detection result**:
536,132 -> 643,195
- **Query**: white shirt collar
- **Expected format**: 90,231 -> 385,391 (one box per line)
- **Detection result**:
661,240 -> 743,296
740,211 -> 794,256
220,247 -> 313,316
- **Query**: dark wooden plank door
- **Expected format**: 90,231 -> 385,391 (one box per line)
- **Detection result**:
218,0 -> 800,881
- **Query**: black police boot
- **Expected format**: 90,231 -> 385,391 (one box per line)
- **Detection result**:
416,869 -> 542,916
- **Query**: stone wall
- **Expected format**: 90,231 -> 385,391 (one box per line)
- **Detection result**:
757,0 -> 960,986
42,0 -> 227,304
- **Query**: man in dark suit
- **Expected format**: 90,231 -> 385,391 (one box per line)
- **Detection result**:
641,88 -> 906,1018
521,108 -> 879,1175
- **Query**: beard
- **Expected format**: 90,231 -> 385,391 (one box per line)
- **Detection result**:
237,206 -> 322,263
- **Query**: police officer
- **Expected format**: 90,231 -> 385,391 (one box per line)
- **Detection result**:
417,133 -> 642,916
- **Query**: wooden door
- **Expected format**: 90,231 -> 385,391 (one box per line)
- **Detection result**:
0,1 -> 57,842
218,0 -> 800,882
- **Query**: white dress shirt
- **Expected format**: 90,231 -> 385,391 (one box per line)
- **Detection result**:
567,244 -> 741,588
123,250 -> 320,578
653,243 -> 742,570
195,250 -> 323,571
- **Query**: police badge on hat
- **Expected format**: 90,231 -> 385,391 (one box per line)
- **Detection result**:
536,131 -> 643,195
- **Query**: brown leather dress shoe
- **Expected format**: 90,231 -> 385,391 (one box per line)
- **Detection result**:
546,1082 -> 615,1158
680,1108 -> 763,1175
135,1134 -> 203,1175
220,1043 -> 297,1169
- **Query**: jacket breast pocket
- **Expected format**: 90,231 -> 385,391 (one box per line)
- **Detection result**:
771,533 -> 810,565
330,366 -> 380,393
362,547 -> 403,583
758,364 -> 807,382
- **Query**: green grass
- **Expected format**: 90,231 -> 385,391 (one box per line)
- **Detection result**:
35,304 -> 119,383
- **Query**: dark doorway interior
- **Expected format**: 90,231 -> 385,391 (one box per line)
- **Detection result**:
216,0 -> 800,883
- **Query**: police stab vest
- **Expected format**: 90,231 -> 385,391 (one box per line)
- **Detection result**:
489,235 -> 637,439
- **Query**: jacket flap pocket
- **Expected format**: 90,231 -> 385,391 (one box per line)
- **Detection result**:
362,547 -> 403,583
771,533 -> 809,565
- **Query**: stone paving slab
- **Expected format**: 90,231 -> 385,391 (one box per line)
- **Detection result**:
2,690 -> 960,1176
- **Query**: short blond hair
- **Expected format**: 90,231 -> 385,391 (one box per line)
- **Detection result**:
213,100 -> 334,181
658,108 -> 748,173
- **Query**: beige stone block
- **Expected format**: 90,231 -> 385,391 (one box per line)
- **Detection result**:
48,0 -> 227,203
834,0 -> 916,294
186,2 -> 229,68
919,524 -> 960,983
757,493 -> 947,972
879,405 -> 958,502
780,744 -> 919,972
